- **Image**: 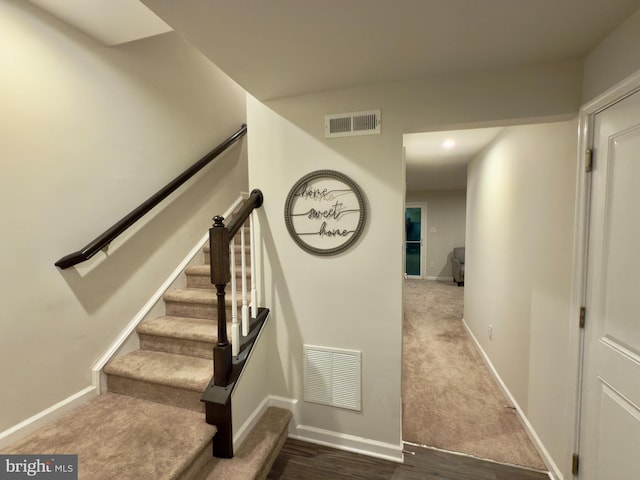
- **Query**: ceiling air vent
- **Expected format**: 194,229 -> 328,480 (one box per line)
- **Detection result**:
325,109 -> 381,138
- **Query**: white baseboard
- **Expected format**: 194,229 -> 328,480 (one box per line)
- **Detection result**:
425,276 -> 454,282
267,395 -> 403,463
268,395 -> 300,438
0,386 -> 97,449
461,319 -> 562,480
291,425 -> 404,463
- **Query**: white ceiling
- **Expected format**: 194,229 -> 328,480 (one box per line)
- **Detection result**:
27,0 -> 640,190
140,0 -> 640,101
34,0 -> 637,100
137,0 -> 639,191
404,128 -> 504,191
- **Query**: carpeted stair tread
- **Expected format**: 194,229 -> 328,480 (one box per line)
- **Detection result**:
205,407 -> 292,480
105,350 -> 212,392
138,316 -> 221,343
3,393 -> 216,480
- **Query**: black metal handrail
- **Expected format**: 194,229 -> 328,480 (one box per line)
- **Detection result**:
54,124 -> 247,269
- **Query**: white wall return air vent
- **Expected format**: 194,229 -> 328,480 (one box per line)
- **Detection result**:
325,109 -> 381,138
304,345 -> 362,411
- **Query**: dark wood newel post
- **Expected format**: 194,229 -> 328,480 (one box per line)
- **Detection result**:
210,215 -> 232,386
202,189 -> 267,459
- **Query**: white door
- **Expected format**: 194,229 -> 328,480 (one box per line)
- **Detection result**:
579,89 -> 640,479
405,203 -> 426,278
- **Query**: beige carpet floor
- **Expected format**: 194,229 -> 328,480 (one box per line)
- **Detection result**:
402,279 -> 547,471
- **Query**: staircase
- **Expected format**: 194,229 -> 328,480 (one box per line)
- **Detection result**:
104,238 -> 249,413
5,216 -> 291,478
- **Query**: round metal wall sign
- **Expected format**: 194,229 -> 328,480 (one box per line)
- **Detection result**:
284,170 -> 366,256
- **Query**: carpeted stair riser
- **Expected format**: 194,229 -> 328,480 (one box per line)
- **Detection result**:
203,242 -> 250,266
104,350 -> 211,412
203,229 -> 250,250
164,289 -> 250,321
106,376 -> 205,412
186,264 -> 250,289
164,301 -> 233,321
203,252 -> 251,267
177,440 -> 215,480
139,334 -> 214,360
203,407 -> 292,480
137,316 -> 232,359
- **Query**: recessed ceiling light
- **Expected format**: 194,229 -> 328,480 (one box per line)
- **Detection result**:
442,139 -> 456,149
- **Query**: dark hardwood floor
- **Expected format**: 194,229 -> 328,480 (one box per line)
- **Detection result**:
267,439 -> 549,480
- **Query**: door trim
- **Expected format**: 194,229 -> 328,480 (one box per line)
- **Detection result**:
571,72 -> 640,477
405,202 -> 427,278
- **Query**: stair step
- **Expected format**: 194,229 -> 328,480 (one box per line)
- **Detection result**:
3,393 -> 216,480
203,244 -> 251,254
105,350 -> 212,411
138,316 -> 229,359
204,252 -> 251,266
186,264 -> 250,289
164,288 -> 250,320
4,397 -> 291,480
204,407 -> 292,479
203,226 -> 250,251
204,240 -> 251,264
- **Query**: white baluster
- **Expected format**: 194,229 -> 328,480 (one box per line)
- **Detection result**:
241,222 -> 249,336
230,237 -> 239,356
250,212 -> 258,319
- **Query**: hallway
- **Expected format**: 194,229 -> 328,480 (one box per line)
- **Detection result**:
402,279 -> 545,471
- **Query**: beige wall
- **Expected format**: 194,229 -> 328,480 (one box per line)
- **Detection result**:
0,0 -> 247,432
247,95 -> 405,456
464,120 -> 578,478
583,7 -> 640,102
405,190 -> 466,279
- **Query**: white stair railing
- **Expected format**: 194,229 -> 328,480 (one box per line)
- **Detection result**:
230,236 -> 240,356
250,213 -> 258,319
228,204 -> 258,355
240,225 -> 249,336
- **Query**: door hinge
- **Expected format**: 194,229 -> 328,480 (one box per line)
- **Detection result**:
572,453 -> 580,475
579,307 -> 586,329
585,149 -> 593,172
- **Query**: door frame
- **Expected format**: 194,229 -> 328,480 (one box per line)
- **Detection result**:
570,72 -> 640,477
404,202 -> 427,279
